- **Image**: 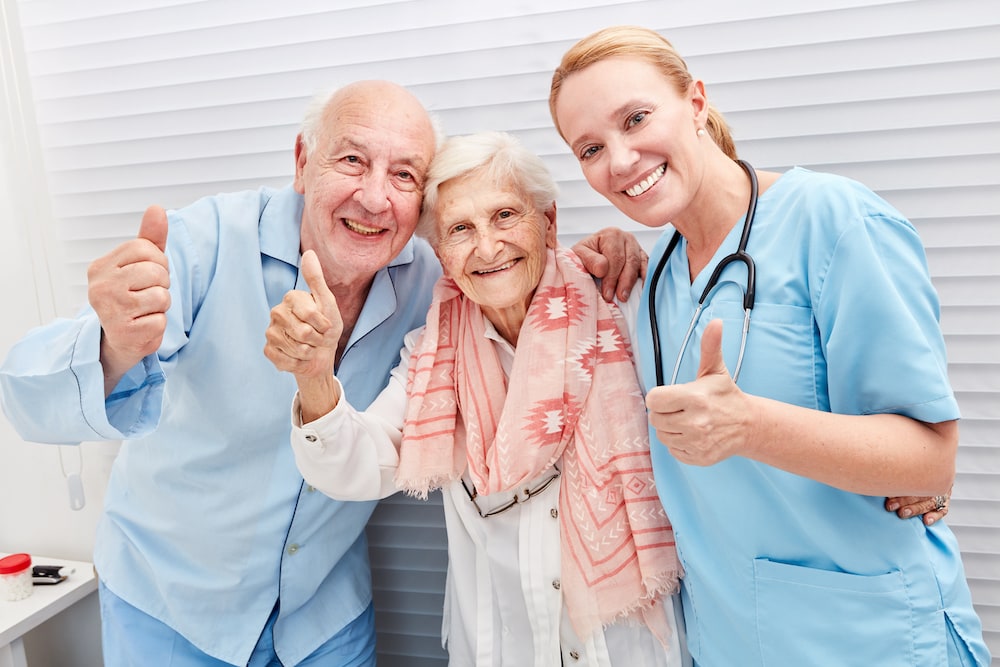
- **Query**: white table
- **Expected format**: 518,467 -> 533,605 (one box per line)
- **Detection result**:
0,555 -> 97,667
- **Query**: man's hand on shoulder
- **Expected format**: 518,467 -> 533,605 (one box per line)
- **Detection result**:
572,227 -> 647,302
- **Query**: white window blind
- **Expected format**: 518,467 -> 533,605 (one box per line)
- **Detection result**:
4,0 -> 998,664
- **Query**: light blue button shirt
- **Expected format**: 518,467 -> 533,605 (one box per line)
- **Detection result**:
0,185 -> 441,665
636,169 -> 990,666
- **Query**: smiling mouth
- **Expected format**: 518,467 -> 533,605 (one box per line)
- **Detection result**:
344,219 -> 384,236
625,164 -> 666,197
473,259 -> 518,275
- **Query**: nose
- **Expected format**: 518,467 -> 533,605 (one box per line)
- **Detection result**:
608,139 -> 640,177
353,172 -> 391,215
473,225 -> 503,260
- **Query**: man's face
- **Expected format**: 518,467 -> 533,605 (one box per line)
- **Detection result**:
294,83 -> 437,287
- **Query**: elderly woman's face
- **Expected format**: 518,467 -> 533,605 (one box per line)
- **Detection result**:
434,168 -> 557,330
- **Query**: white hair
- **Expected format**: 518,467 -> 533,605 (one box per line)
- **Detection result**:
417,131 -> 559,245
298,86 -> 445,157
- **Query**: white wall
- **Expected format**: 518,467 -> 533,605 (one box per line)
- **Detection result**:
0,3 -> 105,663
1,1 -> 998,665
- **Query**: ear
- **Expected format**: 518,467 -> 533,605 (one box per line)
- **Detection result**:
689,79 -> 709,129
293,134 -> 308,195
543,202 -> 559,248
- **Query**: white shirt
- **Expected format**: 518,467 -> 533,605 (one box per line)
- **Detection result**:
291,295 -> 685,667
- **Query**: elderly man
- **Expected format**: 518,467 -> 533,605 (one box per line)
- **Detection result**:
0,81 -> 641,666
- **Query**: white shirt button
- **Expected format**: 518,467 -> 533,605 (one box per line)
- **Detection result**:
305,434 -> 317,442
287,543 -> 300,555
550,508 -> 558,518
569,650 -> 580,660
552,579 -> 561,590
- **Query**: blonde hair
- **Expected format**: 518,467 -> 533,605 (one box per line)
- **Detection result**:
549,25 -> 737,160
417,131 -> 559,246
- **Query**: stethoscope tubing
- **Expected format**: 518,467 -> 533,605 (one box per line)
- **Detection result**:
649,159 -> 759,387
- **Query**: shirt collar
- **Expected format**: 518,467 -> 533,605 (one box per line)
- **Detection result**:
259,184 -> 305,267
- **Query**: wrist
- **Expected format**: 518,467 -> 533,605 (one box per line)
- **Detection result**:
297,374 -> 341,423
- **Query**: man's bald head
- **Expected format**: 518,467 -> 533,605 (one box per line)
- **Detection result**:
300,80 -> 439,157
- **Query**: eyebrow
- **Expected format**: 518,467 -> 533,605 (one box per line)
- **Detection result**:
570,99 -> 649,152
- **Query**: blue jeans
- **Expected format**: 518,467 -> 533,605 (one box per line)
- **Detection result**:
99,581 -> 376,666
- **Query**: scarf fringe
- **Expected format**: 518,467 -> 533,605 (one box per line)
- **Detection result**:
597,568 -> 683,649
601,569 -> 682,626
396,474 -> 458,501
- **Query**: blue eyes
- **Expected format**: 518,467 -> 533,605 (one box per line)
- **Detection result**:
578,110 -> 649,161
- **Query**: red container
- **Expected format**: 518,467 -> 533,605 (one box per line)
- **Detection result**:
0,553 -> 34,601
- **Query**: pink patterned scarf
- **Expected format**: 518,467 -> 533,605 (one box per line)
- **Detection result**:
396,246 -> 680,643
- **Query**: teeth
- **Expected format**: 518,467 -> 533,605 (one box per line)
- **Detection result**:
345,219 -> 382,235
475,260 -> 516,274
625,164 -> 666,197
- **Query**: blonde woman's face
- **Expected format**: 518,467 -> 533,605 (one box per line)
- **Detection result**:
554,57 -> 706,228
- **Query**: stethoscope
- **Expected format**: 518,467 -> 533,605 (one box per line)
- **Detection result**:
648,159 -> 758,387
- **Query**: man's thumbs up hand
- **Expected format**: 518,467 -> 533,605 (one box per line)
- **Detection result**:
90,205 -> 172,394
137,205 -> 169,252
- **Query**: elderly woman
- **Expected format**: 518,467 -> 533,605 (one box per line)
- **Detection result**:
265,131 -> 685,666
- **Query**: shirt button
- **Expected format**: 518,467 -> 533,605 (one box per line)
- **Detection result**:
550,508 -> 558,519
287,543 -> 300,555
552,579 -> 561,590
305,434 -> 317,442
569,650 -> 580,660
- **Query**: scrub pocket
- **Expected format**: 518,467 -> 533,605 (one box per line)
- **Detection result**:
703,298 -> 817,408
753,558 -> 944,666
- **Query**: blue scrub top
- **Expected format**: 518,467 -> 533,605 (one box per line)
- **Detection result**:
636,168 -> 989,666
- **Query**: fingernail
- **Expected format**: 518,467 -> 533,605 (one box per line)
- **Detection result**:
926,517 -> 935,526
901,509 -> 912,517
887,502 -> 899,511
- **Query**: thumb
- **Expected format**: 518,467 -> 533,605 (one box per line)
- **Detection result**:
137,205 -> 169,252
301,249 -> 337,313
697,319 -> 729,379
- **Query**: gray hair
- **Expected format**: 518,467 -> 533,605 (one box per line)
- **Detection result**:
299,89 -> 335,156
417,131 -> 559,245
298,87 -> 445,157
